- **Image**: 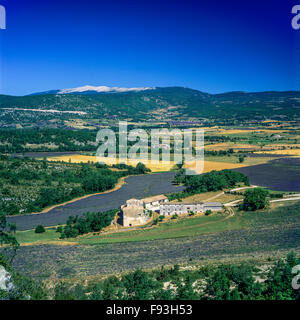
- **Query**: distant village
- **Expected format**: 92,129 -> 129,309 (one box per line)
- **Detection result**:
120,194 -> 222,227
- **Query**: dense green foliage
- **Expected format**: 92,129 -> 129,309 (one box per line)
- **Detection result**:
59,209 -> 118,239
0,213 -> 19,248
2,252 -> 299,300
168,169 -> 249,201
112,162 -> 151,175
34,225 -> 45,234
0,213 -> 19,268
0,156 -> 150,215
242,188 -> 269,211
52,252 -> 300,300
0,128 -> 98,153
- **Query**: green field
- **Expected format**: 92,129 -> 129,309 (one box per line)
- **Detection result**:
16,227 -> 61,244
15,214 -> 232,244
15,201 -> 300,246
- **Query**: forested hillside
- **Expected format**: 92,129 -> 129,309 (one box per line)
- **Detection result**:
0,87 -> 299,128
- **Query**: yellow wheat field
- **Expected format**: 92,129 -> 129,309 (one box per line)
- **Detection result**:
202,161 -> 246,172
255,149 -> 300,156
45,155 -> 98,163
212,129 -> 284,135
204,142 -> 261,151
64,119 -> 96,130
45,155 -> 248,174
45,155 -> 176,171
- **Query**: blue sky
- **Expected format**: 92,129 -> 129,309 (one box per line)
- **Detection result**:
0,0 -> 299,96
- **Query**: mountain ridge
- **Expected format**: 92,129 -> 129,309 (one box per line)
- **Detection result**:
0,86 -> 299,127
29,85 -> 156,96
26,85 -> 300,97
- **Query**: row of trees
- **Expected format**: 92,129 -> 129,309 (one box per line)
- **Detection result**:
169,169 -> 249,201
58,209 -> 119,239
112,162 -> 151,175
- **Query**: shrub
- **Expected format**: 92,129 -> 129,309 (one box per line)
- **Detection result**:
35,225 -> 46,234
135,163 -> 151,174
56,226 -> 63,233
238,155 -> 245,163
153,218 -> 159,225
205,210 -> 212,216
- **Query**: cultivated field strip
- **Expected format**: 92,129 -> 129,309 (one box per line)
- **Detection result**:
235,158 -> 300,191
10,222 -> 300,279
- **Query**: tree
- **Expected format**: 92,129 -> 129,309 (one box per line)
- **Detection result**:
59,209 -> 118,239
0,212 -> 19,263
175,276 -> 198,300
205,210 -> 212,216
229,264 -> 262,299
42,158 -> 48,169
183,170 -> 249,195
205,267 -> 231,300
153,218 -> 159,225
89,284 -> 104,300
243,188 -> 269,211
7,203 -> 19,215
35,225 -> 46,234
8,223 -> 17,234
135,163 -> 151,174
123,269 -> 154,300
102,276 -> 122,300
264,252 -> 300,300
56,225 -> 63,233
238,155 -> 245,163
54,282 -> 75,300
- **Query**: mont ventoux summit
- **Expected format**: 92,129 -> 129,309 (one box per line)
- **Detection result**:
0,85 -> 299,127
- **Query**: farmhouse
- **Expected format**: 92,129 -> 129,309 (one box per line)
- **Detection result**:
120,195 -> 169,226
120,199 -> 149,227
142,195 -> 169,210
159,202 -> 223,216
120,194 -> 222,226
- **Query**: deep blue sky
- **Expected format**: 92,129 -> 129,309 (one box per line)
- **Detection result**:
0,0 -> 299,96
